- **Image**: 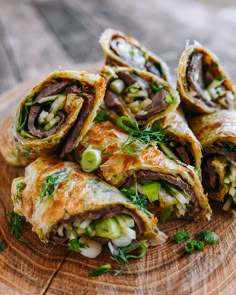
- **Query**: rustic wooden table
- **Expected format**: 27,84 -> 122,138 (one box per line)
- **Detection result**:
0,0 -> 236,94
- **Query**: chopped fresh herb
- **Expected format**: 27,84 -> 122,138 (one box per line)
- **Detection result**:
7,211 -> 24,239
0,240 -> 6,252
120,188 -> 151,216
18,238 -> 30,243
68,238 -> 88,253
174,230 -> 189,243
114,268 -> 126,276
94,111 -> 108,123
111,241 -> 147,267
15,181 -> 25,202
185,240 -> 204,254
159,207 -> 173,224
199,230 -> 219,245
40,170 -> 69,202
133,69 -> 139,76
150,84 -> 163,93
88,264 -> 111,277
116,116 -> 168,147
165,95 -> 175,104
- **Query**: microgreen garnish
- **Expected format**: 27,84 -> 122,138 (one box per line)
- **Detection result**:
15,181 -> 25,202
174,230 -> 189,244
150,84 -> 163,93
111,241 -> 147,273
7,211 -> 24,239
120,188 -> 151,216
0,240 -> 6,252
68,239 -> 88,253
94,111 -> 108,123
40,170 -> 69,203
116,116 -> 168,147
199,230 -> 219,245
88,264 -> 111,277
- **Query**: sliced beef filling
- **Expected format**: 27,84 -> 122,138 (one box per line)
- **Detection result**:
135,89 -> 169,120
136,170 -> 195,199
104,90 -> 126,115
28,106 -> 66,138
49,205 -> 146,245
204,147 -> 236,162
34,81 -> 70,103
202,158 -> 219,192
175,145 -> 192,165
187,53 -> 215,107
60,85 -> 95,157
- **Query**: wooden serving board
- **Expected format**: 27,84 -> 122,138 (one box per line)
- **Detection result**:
0,75 -> 235,295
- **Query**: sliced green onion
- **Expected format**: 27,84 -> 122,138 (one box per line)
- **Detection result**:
185,242 -> 195,254
165,95 -> 176,104
94,111 -> 107,123
150,84 -> 163,93
193,240 -> 204,251
116,116 -> 139,133
109,79 -> 125,94
88,264 -> 111,277
199,230 -> 219,245
174,230 -> 189,244
133,69 -> 139,76
80,148 -> 102,173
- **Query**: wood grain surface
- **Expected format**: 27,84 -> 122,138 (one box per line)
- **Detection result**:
0,76 -> 236,295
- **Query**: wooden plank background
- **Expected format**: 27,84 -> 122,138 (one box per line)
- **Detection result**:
0,0 -> 236,94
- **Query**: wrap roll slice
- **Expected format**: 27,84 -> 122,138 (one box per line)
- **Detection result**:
0,70 -> 105,166
76,121 -> 211,221
189,110 -> 236,211
12,157 -> 165,259
177,42 -> 236,114
100,28 -> 172,83
100,65 -> 180,127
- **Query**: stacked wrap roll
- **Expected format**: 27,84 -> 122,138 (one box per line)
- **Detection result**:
0,70 -> 106,166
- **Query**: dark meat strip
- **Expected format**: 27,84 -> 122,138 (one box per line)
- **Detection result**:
136,170 -> 195,199
27,105 -> 65,138
60,85 -> 94,157
135,89 -> 169,120
202,158 -> 219,192
117,71 -> 139,86
187,53 -> 215,107
104,90 -> 126,115
204,147 -> 236,161
175,145 -> 190,165
49,205 -> 145,245
34,81 -> 70,103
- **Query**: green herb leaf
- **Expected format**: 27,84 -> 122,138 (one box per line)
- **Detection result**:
88,264 -> 111,277
7,211 -> 24,239
0,240 -> 6,252
165,95 -> 175,104
120,188 -> 151,216
68,239 -> 88,253
159,207 -> 173,224
15,181 -> 25,202
111,241 -> 147,267
18,98 -> 33,132
174,230 -> 189,243
116,116 -> 168,148
40,170 -> 69,203
150,84 -> 163,93
199,230 -> 219,245
94,111 -> 108,123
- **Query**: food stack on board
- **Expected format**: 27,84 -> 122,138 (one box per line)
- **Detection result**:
0,29 -> 235,271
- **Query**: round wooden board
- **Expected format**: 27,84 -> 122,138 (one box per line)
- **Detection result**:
0,69 -> 236,295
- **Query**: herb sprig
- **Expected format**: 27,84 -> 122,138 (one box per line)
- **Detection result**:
40,170 -> 69,203
0,240 -> 6,252
117,116 -> 168,146
120,188 -> 151,216
7,211 -> 25,239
